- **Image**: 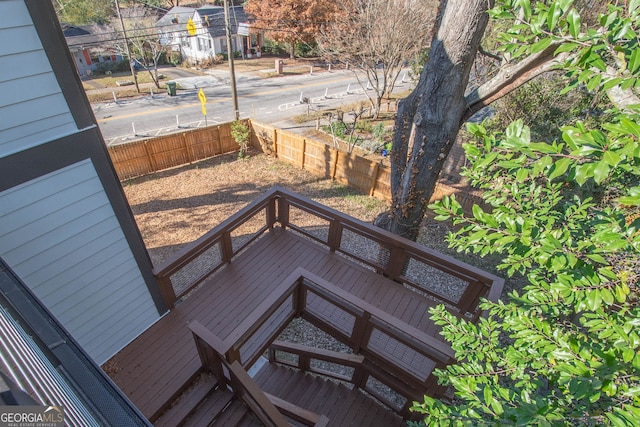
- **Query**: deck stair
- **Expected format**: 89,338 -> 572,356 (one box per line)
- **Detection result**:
154,372 -> 260,427
254,363 -> 404,427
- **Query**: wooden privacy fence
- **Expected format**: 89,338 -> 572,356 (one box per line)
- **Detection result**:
106,119 -> 483,213
250,120 -> 484,213
107,121 -> 244,180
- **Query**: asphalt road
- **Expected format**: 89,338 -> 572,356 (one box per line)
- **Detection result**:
93,68 -> 414,146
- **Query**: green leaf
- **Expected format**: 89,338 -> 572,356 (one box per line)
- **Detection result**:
629,47 -> 640,74
516,167 -> 529,182
623,348 -> 636,363
555,42 -> 579,54
531,37 -> 552,54
601,288 -> 614,305
567,9 -> 581,38
619,194 -> 640,206
603,150 -> 622,167
619,186 -> 640,206
587,253 -> 606,263
593,161 -> 610,184
587,289 -> 602,310
574,164 -> 591,185
548,158 -> 572,180
515,0 -> 532,20
586,73 -> 602,91
620,117 -> 640,138
602,77 -> 624,90
607,413 -> 628,427
547,1 -> 562,30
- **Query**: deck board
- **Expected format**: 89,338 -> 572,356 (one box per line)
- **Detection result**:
106,228 -> 443,421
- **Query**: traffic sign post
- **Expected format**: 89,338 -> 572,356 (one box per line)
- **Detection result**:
198,88 -> 207,126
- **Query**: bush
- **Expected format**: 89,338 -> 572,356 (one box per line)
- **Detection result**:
94,60 -> 130,75
294,42 -> 318,58
262,39 -> 286,55
230,120 -> 251,158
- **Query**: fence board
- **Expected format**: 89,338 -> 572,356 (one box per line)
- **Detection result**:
275,130 -> 304,166
108,141 -> 154,180
108,122 -> 244,180
333,151 -> 379,195
147,134 -> 190,171
303,139 -> 336,178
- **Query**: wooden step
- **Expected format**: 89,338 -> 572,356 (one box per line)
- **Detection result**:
182,387 -> 234,427
154,373 -> 219,427
210,400 -> 252,426
230,362 -> 404,426
332,386 -> 404,427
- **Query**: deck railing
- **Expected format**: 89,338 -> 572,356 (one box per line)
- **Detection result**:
154,187 -> 503,314
188,268 -> 456,419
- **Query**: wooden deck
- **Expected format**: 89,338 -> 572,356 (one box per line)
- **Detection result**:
105,188 -> 504,424
109,228 -> 443,420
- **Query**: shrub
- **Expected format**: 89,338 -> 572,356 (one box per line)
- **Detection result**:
230,120 -> 251,158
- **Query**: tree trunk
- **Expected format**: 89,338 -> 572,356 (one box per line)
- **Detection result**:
381,0 -> 493,241
288,42 -> 295,59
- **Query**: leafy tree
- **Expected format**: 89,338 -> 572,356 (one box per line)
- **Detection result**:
52,0 -> 113,25
317,0 -> 438,118
245,0 -> 337,59
378,0 -> 626,242
410,2 -> 640,425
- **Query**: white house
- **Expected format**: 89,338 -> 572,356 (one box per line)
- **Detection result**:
157,5 -> 263,64
0,0 -> 166,367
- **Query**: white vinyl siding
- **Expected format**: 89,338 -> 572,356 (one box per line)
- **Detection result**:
0,0 -> 77,158
0,160 -> 160,364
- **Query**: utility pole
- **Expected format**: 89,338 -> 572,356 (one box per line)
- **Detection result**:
115,0 -> 140,93
223,0 -> 239,120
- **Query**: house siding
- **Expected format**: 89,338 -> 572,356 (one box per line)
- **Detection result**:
0,0 -> 76,157
0,160 -> 159,365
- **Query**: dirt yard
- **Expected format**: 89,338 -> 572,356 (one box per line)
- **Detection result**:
122,150 -> 389,266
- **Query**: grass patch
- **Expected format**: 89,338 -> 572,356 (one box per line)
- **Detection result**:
82,71 -> 165,90
86,89 -> 142,103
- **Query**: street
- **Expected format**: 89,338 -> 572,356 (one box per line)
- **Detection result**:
93,67 -> 413,146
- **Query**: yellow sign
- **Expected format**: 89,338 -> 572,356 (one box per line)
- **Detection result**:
198,88 -> 206,105
201,105 -> 207,116
186,18 -> 196,36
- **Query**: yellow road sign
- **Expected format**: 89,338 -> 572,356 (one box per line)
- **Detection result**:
201,105 -> 207,116
187,18 -> 196,36
198,88 -> 206,105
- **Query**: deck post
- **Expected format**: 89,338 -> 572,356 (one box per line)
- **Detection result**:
294,279 -> 308,315
384,247 -> 408,280
266,197 -> 277,230
156,275 -> 176,309
350,365 -> 368,390
221,232 -> 234,263
277,197 -> 289,230
327,220 -> 342,252
351,312 -> 372,353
